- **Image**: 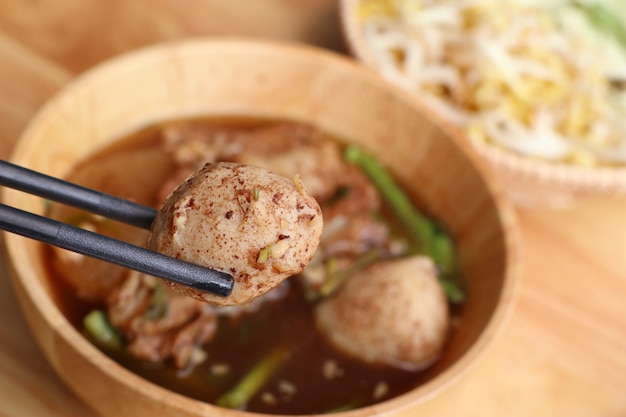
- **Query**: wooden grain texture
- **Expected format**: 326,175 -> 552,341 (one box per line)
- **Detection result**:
0,31 -> 70,159
0,0 -> 344,73
411,197 -> 626,417
0,1 -> 624,417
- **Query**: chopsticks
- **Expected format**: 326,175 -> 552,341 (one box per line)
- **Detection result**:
0,159 -> 158,230
0,160 -> 233,297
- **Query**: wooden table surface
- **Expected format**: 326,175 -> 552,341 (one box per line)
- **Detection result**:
0,1 -> 624,416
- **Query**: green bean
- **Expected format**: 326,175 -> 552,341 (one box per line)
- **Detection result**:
432,231 -> 465,303
439,279 -> 466,304
83,309 -> 124,350
344,145 -> 435,257
216,345 -> 287,409
344,145 -> 465,303
432,230 -> 456,276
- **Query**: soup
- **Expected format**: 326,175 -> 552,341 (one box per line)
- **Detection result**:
44,118 -> 464,414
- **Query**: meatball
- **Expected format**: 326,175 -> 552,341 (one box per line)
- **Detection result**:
314,256 -> 449,370
148,162 -> 323,306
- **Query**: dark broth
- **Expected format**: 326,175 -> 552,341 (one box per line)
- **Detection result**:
44,117 -> 461,415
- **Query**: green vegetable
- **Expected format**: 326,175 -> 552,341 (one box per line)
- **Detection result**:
344,145 -> 435,257
216,345 -> 287,409
257,245 -> 272,264
573,1 -> 626,48
344,145 -> 465,303
320,249 -> 381,297
83,310 -> 125,350
143,280 -> 169,321
433,230 -> 465,302
439,279 -> 466,304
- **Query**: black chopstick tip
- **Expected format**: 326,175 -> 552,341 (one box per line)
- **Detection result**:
187,269 -> 234,297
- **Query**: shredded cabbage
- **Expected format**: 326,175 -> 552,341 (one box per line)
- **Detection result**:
358,0 -> 626,166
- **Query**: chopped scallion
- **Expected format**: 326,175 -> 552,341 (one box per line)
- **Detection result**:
83,309 -> 125,350
344,145 -> 465,303
216,345 -> 287,409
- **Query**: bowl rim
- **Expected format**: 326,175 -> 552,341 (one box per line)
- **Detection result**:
338,0 -> 626,200
3,37 -> 521,417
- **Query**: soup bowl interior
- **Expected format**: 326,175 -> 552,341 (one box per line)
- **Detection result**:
3,39 -> 519,417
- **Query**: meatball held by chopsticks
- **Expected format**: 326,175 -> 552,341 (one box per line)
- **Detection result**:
149,162 -> 323,306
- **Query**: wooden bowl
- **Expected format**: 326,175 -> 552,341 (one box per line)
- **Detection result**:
3,39 -> 519,417
339,0 -> 626,208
